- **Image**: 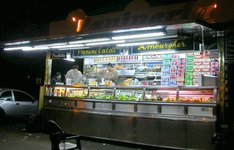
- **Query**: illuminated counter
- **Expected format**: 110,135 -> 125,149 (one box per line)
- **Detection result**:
44,85 -> 218,121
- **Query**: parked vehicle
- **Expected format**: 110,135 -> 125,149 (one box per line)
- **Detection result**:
0,88 -> 38,123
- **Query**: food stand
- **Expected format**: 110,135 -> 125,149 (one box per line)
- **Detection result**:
2,0 -> 227,149
45,48 -> 219,120
43,47 -> 219,149
44,2 -> 221,148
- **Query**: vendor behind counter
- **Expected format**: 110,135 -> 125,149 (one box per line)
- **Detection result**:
65,65 -> 84,85
98,63 -> 118,85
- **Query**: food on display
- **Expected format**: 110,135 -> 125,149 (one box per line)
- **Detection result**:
104,80 -> 113,86
161,96 -> 214,103
73,83 -> 84,87
89,93 -> 113,100
117,94 -> 137,101
48,86 -> 215,104
53,88 -> 66,97
156,95 -> 163,101
67,89 -> 88,98
118,78 -> 132,86
178,96 -> 212,103
163,96 -> 177,102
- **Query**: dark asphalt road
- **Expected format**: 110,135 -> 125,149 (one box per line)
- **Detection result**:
0,120 -> 140,150
2,119 -> 233,150
0,121 -> 50,150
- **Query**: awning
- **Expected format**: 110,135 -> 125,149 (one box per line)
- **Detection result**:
1,0 -> 224,51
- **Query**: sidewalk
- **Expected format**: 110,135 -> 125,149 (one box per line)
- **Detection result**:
0,120 -> 138,150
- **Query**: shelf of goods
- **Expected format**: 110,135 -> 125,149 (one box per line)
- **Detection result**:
83,51 -> 219,87
44,85 -> 218,121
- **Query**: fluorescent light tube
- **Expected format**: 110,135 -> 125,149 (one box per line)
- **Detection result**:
64,53 -> 75,62
4,41 -> 31,46
51,44 -> 84,49
4,46 -> 31,51
22,46 -> 49,51
112,32 -> 165,40
85,40 -> 125,46
69,38 -> 110,44
113,26 -> 164,33
35,42 -> 67,47
64,58 -> 75,62
58,46 -> 90,51
116,41 -> 158,47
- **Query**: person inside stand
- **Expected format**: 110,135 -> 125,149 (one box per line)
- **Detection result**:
51,72 -> 63,85
98,63 -> 118,85
65,65 -> 84,85
129,75 -> 142,86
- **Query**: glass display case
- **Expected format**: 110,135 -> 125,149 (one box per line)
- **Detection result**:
45,85 -> 88,98
66,87 -> 88,98
44,85 -> 218,120
178,86 -> 216,103
44,85 -> 217,103
115,86 -> 144,101
144,86 -> 177,102
89,87 -> 114,100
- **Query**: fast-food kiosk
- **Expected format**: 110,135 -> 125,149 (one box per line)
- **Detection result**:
3,0 -> 231,149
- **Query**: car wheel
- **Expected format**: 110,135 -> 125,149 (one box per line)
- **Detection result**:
0,109 -> 6,124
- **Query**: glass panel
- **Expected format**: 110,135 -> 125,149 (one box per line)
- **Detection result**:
178,88 -> 214,103
89,88 -> 114,100
144,88 -> 177,102
13,91 -> 34,102
0,91 -> 12,101
115,89 -> 143,101
53,87 -> 66,97
66,87 -> 88,98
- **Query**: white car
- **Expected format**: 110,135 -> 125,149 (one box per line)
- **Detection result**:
0,88 -> 38,123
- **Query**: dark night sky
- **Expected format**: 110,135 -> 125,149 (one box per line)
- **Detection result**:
0,0 -> 132,98
0,0 -> 191,41
0,0 -> 133,40
0,0 -> 192,98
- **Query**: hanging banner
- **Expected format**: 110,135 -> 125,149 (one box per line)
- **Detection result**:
132,39 -> 193,53
73,47 -> 121,57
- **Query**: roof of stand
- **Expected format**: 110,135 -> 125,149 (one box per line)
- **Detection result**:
0,0 -> 230,50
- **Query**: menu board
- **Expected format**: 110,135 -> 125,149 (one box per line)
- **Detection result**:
225,33 -> 234,60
